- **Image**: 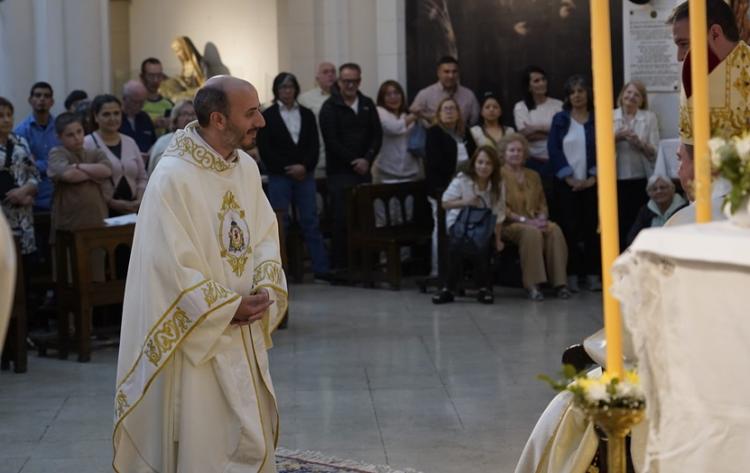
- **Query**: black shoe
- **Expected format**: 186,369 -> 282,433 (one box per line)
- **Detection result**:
477,288 -> 494,304
556,286 -> 572,299
432,289 -> 455,304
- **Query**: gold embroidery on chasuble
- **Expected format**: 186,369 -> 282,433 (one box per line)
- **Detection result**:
680,42 -> 750,142
218,191 -> 252,276
253,260 -> 284,286
144,308 -> 192,366
114,280 -> 239,427
202,280 -> 231,307
164,133 -> 236,172
115,390 -> 130,419
252,260 -> 289,323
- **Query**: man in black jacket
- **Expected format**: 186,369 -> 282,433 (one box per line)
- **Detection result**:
257,72 -> 331,279
319,63 -> 382,269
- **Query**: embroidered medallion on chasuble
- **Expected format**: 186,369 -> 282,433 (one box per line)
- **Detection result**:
680,41 -> 750,144
113,122 -> 288,473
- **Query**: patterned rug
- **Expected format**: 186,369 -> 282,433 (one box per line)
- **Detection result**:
276,448 -> 422,473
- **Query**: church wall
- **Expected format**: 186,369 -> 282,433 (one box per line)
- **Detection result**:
0,0 -> 110,119
128,0 -> 280,103
276,0 -> 407,100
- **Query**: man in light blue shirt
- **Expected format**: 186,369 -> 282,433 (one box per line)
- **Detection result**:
14,81 -> 60,211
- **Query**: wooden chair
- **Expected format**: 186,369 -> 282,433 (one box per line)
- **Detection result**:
55,223 -> 134,362
1,237 -> 27,373
348,181 -> 433,289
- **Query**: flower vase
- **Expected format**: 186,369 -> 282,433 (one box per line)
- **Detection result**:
723,195 -> 750,228
587,407 -> 645,473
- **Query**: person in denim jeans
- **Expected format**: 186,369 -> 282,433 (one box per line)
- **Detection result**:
257,72 -> 331,279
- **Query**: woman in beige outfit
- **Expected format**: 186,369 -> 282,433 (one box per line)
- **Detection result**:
500,133 -> 569,301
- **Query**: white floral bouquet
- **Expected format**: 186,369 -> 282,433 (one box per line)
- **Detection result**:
708,135 -> 750,213
540,365 -> 645,410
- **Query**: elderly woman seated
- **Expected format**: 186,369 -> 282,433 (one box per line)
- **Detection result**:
625,174 -> 687,247
500,133 -> 569,301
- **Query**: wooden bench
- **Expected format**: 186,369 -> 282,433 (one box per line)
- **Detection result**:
1,237 -> 27,373
348,181 -> 433,289
55,223 -> 134,362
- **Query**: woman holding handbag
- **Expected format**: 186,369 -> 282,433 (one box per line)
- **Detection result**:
433,145 -> 505,305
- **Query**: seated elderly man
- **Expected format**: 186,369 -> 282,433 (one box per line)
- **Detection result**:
625,174 -> 688,247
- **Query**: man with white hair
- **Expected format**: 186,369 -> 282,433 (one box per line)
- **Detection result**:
298,61 -> 336,170
119,79 -> 156,157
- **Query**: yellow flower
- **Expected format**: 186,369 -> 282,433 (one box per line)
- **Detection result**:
599,372 -> 614,385
625,370 -> 640,385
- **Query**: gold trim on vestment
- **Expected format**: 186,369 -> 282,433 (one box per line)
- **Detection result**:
164,129 -> 237,173
116,279 -> 209,389
218,191 -> 253,277
112,280 -> 239,473
240,328 -> 275,472
680,41 -> 750,143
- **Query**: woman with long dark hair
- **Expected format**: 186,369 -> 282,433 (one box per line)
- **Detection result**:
513,66 -> 563,187
470,92 -> 515,151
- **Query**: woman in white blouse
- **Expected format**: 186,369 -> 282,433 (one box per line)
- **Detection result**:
84,94 -> 147,217
374,80 -> 419,183
613,80 -> 659,248
433,145 -> 505,305
513,66 -> 563,202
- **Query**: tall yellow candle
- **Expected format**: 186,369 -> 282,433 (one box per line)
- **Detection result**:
689,0 -> 712,223
589,0 -> 623,377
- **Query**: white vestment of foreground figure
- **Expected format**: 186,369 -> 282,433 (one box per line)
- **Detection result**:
113,123 -> 288,473
0,212 -> 16,351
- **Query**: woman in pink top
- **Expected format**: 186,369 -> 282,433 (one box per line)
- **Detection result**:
84,94 -> 147,217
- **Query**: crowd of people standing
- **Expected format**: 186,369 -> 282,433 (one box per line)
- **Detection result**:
0,52 -> 676,312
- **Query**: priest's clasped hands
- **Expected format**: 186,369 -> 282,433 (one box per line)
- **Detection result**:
231,288 -> 274,326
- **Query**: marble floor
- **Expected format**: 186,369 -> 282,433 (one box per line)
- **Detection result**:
0,283 -> 602,473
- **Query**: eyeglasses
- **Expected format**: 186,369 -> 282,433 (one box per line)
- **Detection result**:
339,78 -> 361,85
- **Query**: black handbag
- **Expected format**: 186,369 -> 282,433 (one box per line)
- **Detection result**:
448,198 -> 497,255
0,139 -> 18,201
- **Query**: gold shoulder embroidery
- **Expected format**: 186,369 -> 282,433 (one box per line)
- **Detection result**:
165,133 -> 235,172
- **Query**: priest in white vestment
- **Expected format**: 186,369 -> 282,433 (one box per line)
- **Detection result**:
0,211 -> 16,352
113,76 -> 288,473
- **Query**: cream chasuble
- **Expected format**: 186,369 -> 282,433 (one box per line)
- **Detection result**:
113,122 -> 288,473
0,212 -> 16,352
679,41 -> 750,144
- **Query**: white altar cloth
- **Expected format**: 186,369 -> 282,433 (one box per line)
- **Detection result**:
612,221 -> 750,473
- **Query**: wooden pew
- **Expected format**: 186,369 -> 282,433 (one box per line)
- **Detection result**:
348,181 -> 433,289
1,237 -> 27,373
55,223 -> 134,362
